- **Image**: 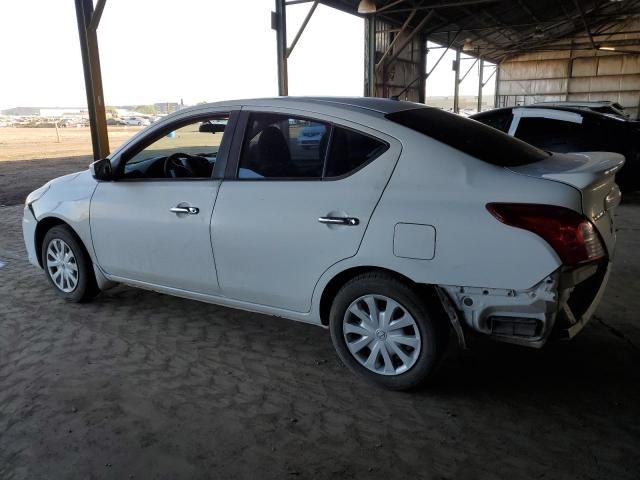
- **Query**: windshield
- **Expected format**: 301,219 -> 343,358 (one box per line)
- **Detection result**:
386,107 -> 549,167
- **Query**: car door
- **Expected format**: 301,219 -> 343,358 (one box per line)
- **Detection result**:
90,110 -> 237,295
211,108 -> 401,313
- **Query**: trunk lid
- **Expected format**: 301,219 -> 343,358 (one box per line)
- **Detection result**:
508,152 -> 625,256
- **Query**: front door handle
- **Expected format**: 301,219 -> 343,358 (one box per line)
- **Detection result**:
170,206 -> 199,215
318,216 -> 359,226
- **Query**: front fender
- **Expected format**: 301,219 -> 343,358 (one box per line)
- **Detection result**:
30,170 -> 98,263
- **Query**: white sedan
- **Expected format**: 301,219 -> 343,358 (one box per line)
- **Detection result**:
122,116 -> 150,126
22,97 -> 622,390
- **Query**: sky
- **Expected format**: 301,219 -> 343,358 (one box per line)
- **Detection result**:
0,0 -> 494,109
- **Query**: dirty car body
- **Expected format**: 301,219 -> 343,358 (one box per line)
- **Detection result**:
22,97 -> 623,389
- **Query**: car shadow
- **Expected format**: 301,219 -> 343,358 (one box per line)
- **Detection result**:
427,322 -> 639,403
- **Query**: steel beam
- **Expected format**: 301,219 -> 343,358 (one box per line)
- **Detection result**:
274,0 -> 289,96
494,62 -> 500,108
453,47 -> 461,113
88,0 -> 106,32
427,29 -> 460,77
287,0 -> 319,58
573,0 -> 596,50
418,34 -> 426,103
459,56 -> 479,83
482,66 -> 496,87
379,10 -> 435,72
380,0 -> 500,15
398,28 -> 460,100
75,0 -> 109,160
477,58 -> 483,112
365,15 -> 376,96
375,9 -> 417,72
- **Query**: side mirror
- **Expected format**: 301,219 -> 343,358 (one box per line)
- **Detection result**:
90,158 -> 113,181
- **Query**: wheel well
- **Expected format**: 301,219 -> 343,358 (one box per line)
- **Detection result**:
34,218 -> 90,269
319,266 -> 436,326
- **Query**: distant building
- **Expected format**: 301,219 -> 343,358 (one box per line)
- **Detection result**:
154,102 -> 180,114
1,107 -> 40,116
1,107 -> 87,117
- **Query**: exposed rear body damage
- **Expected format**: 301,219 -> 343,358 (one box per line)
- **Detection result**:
437,151 -> 623,348
439,261 -> 610,348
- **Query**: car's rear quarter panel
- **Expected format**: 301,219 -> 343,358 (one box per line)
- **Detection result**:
344,126 -> 584,291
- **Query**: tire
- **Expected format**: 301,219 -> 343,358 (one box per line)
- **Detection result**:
329,272 -> 448,390
41,225 -> 99,302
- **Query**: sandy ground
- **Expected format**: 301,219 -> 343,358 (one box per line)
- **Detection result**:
0,132 -> 639,479
0,127 -> 138,206
0,126 -> 139,162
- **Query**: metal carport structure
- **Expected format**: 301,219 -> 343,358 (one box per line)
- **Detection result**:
75,0 -> 640,160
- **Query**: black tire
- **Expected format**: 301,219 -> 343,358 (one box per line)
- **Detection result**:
41,225 -> 99,302
329,272 -> 448,391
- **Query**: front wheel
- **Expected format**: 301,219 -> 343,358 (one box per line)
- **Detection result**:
42,225 -> 99,302
329,272 -> 447,390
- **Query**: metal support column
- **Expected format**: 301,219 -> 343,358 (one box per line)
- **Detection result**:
365,16 -> 376,97
418,35 -> 426,103
477,58 -> 484,112
453,48 -> 461,113
273,0 -> 288,96
75,0 -> 109,160
494,63 -> 501,108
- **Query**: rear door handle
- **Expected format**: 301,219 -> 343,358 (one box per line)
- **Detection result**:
318,216 -> 359,226
170,206 -> 199,215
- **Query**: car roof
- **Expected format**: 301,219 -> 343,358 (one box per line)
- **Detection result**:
533,100 -> 618,107
473,105 -> 628,122
179,96 -> 423,116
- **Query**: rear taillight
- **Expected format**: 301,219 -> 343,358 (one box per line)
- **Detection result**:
486,203 -> 606,266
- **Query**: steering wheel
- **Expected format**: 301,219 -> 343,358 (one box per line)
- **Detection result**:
164,152 -> 200,178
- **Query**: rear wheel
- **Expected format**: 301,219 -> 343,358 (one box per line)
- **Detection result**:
42,225 -> 99,302
329,272 -> 447,390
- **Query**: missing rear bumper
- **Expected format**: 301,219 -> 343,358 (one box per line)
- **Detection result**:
437,261 -> 610,348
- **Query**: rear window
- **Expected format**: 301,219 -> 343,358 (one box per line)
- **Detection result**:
386,107 -> 549,167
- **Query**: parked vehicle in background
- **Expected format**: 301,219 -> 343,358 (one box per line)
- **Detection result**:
107,118 -> 127,126
532,101 -> 630,119
471,106 -> 640,191
57,118 -> 83,128
23,97 -> 622,390
296,123 -> 326,149
122,117 -> 150,126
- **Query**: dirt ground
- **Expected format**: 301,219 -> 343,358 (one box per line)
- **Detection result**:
0,130 -> 639,479
0,127 -> 139,206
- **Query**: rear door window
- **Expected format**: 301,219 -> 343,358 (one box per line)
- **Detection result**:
238,113 -> 328,179
237,113 -> 388,179
324,127 -> 388,178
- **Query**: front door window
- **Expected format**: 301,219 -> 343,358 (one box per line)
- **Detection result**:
122,116 -> 229,179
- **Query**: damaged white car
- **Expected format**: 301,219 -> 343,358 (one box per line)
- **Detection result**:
22,97 -> 622,390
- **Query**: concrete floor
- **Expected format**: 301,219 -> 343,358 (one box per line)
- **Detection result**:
0,169 -> 639,479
